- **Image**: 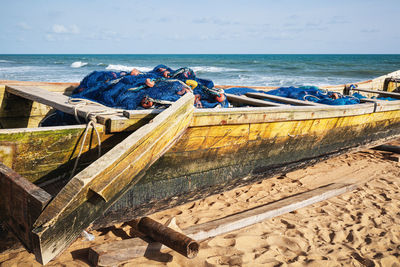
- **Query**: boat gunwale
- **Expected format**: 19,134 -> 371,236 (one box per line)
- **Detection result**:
0,124 -> 94,134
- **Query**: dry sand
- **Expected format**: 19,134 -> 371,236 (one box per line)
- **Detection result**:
1,146 -> 400,266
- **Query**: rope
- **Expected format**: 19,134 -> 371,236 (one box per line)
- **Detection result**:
67,97 -> 121,179
145,96 -> 175,106
69,119 -> 102,179
68,97 -> 125,123
38,112 -> 58,127
303,94 -> 320,102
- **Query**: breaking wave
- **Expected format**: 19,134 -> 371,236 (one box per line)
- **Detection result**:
192,66 -> 241,73
105,64 -> 153,72
70,61 -> 88,68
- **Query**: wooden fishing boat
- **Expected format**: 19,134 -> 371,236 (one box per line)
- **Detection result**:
0,70 -> 400,264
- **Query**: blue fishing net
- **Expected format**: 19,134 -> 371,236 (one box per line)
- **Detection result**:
72,64 -> 228,110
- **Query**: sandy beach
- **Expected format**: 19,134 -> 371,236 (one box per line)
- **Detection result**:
1,144 -> 400,266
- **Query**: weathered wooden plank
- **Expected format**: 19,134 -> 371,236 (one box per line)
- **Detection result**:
245,92 -> 328,106
5,85 -> 122,127
0,124 -> 109,183
350,87 -> 400,98
88,183 -> 357,266
225,93 -> 285,107
88,238 -> 156,267
31,93 -> 195,264
0,162 -> 52,251
185,183 -> 358,241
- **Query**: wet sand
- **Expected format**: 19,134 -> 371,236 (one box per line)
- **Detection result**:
1,146 -> 400,266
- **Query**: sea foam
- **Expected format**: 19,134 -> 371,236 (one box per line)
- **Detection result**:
105,64 -> 153,72
70,61 -> 88,68
192,66 -> 240,73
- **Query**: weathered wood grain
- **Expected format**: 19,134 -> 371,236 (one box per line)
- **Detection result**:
0,162 -> 52,250
5,85 -> 120,126
31,93 -> 195,264
185,183 -> 358,240
0,124 -> 110,183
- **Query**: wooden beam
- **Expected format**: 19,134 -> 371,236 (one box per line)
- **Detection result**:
87,183 -> 357,266
88,237 -> 163,266
88,218 -> 183,266
359,98 -> 385,103
0,162 -> 52,251
184,183 -> 357,240
245,92 -> 328,106
350,87 -> 400,98
225,93 -> 285,107
30,93 -> 195,265
5,85 -> 121,126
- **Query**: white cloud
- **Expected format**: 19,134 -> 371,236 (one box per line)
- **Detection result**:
51,24 -> 80,34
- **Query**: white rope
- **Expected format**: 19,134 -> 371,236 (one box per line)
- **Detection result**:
67,97 -> 120,179
69,119 -> 102,179
67,97 -> 125,123
38,112 -> 58,127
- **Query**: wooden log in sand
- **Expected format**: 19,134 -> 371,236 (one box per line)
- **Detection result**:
132,217 -> 199,259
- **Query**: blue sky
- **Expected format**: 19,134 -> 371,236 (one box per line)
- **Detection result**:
0,0 -> 399,54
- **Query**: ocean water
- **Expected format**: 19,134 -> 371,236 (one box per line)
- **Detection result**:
0,54 -> 399,87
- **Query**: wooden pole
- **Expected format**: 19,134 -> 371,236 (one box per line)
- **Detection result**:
225,93 -> 285,107
132,217 -> 199,259
349,87 -> 400,99
245,92 -> 328,106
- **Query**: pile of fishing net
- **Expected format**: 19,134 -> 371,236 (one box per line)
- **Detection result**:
72,64 -> 228,110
